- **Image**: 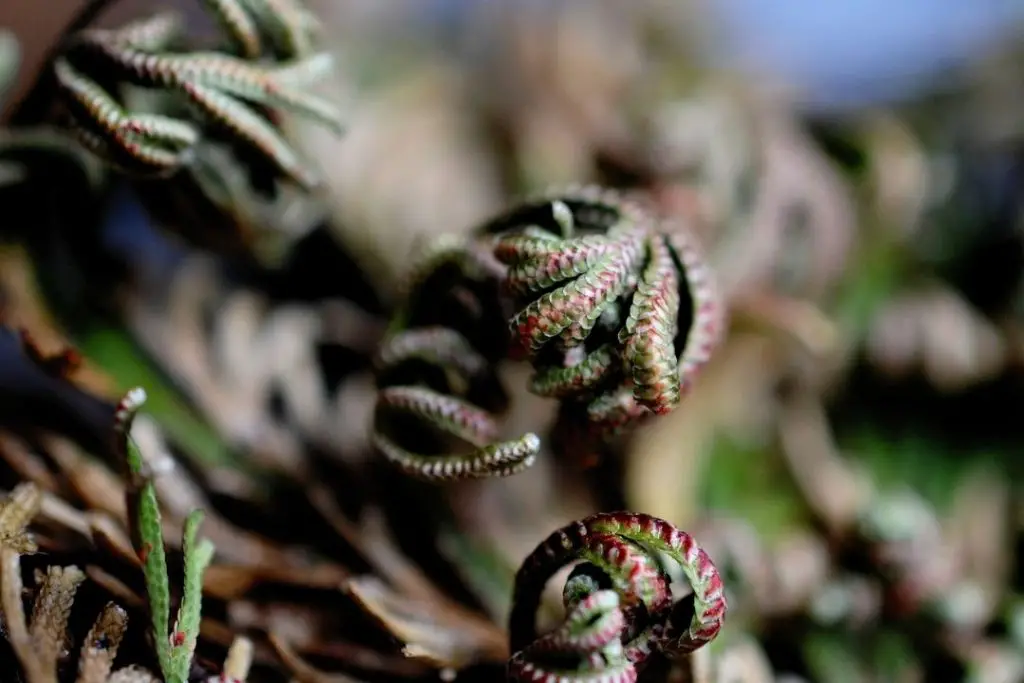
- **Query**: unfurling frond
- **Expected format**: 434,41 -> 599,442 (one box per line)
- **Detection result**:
373,185 -> 723,480
372,238 -> 541,482
52,2 -> 342,188
507,512 -> 727,682
508,590 -> 636,683
484,187 -> 723,440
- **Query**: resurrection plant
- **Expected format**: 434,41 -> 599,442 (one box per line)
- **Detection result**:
507,512 -> 727,682
484,187 -> 722,435
114,387 -> 216,683
51,0 -> 343,187
373,186 -> 722,481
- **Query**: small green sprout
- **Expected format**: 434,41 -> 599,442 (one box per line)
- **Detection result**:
114,387 -> 215,683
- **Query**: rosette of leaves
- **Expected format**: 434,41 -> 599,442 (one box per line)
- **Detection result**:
51,0 -> 343,189
484,186 -> 722,444
372,235 -> 542,481
507,512 -> 727,682
372,186 -> 721,481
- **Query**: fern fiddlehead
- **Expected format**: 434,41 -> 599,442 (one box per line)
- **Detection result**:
483,186 -> 722,440
373,185 -> 723,481
507,512 -> 727,682
372,236 -> 541,481
52,0 -> 342,187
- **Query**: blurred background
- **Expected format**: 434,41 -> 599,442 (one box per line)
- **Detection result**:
1,1 -> 1023,682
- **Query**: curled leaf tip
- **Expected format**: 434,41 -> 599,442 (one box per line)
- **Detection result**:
508,589 -> 636,683
490,186 -> 723,441
372,236 -> 541,483
374,184 -> 724,480
53,0 -> 342,189
508,512 -> 727,681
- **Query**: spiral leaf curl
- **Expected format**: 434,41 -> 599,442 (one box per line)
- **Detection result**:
371,237 -> 541,482
52,1 -> 342,187
373,186 -> 723,480
485,186 -> 723,439
507,512 -> 727,682
507,590 -> 637,683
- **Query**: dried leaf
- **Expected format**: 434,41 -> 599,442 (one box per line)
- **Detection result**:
203,562 -> 348,601
0,482 -> 43,554
29,564 -> 86,669
222,635 -> 254,682
345,575 -> 508,670
269,633 -> 367,683
77,603 -> 130,683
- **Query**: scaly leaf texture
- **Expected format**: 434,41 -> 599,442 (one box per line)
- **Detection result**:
508,590 -> 637,683
0,484 -> 50,683
373,238 -> 540,482
168,510 -> 215,681
483,186 -> 724,442
201,0 -> 320,60
508,512 -> 727,681
114,387 -> 214,683
114,388 -> 173,678
376,186 -> 723,480
53,1 -> 342,188
0,533 -> 140,683
77,603 -> 130,683
0,551 -> 86,683
29,565 -> 87,674
0,482 -> 43,554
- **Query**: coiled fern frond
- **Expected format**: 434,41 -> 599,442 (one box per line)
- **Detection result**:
484,186 -> 723,440
51,0 -> 342,189
373,186 -> 723,481
372,236 -> 542,481
507,512 -> 727,682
